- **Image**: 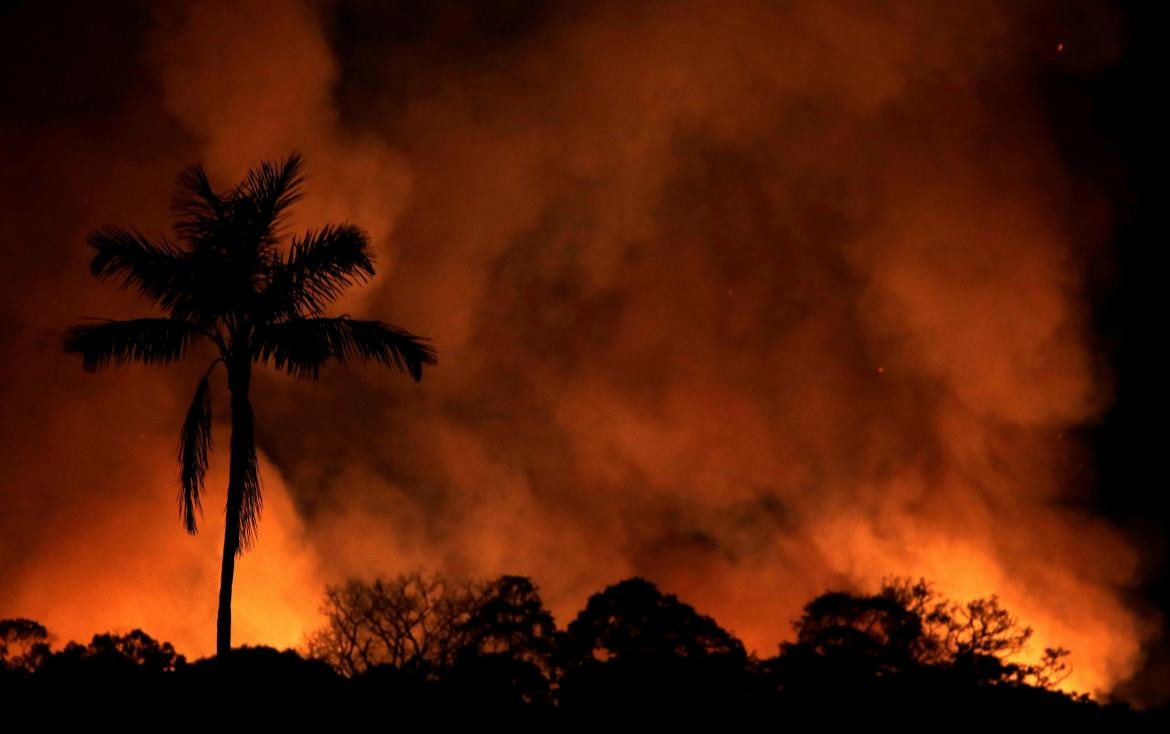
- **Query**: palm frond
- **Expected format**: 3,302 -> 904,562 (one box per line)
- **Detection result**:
238,446 -> 262,554
229,399 -> 263,555
64,318 -> 204,371
172,164 -> 226,243
241,152 -> 306,243
178,374 -> 213,534
88,227 -> 191,309
90,225 -> 241,327
262,224 -> 376,316
254,317 -> 437,381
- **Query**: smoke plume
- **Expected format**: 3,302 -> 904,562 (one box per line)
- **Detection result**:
0,0 -> 1153,699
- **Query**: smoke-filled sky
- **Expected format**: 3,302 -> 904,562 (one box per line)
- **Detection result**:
1,0 -> 1165,703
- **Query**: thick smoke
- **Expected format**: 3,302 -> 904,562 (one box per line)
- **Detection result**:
0,0 -> 1153,698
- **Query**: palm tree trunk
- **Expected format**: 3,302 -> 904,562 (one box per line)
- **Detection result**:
216,512 -> 238,657
217,357 -> 253,657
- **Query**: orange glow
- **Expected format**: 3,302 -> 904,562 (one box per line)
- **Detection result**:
0,0 -> 1149,703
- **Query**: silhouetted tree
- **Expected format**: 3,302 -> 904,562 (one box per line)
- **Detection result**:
559,577 -> 745,663
0,618 -> 51,672
36,629 -> 184,680
557,578 -> 749,718
83,629 -> 185,672
307,571 -> 478,676
447,576 -> 558,709
64,153 -> 436,656
771,576 -> 1074,712
307,573 -> 560,712
787,589 -> 926,675
881,577 -> 1071,688
457,575 -> 556,667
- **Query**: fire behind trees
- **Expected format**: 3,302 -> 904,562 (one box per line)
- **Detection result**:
0,576 -> 1156,726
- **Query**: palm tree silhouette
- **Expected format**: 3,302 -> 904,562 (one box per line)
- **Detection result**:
64,153 -> 436,656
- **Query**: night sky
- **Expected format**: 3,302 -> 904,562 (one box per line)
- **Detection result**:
1,0 -> 1166,704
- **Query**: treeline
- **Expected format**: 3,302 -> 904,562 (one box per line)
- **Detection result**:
0,575 -> 1157,726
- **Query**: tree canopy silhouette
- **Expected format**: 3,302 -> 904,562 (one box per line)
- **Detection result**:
4,577 -> 1148,728
556,577 -> 749,718
0,618 -> 50,673
776,578 -> 1071,690
64,153 -> 437,655
458,575 -> 556,668
306,572 -> 557,682
307,571 -> 479,676
559,577 -> 746,665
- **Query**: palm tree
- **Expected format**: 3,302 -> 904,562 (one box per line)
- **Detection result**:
64,153 -> 437,656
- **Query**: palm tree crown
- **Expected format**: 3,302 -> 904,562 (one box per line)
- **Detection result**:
65,152 -> 436,655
